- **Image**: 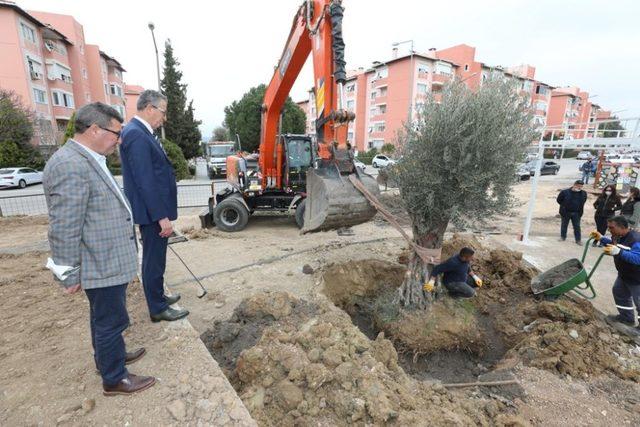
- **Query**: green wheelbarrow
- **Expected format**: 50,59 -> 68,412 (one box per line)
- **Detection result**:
531,237 -> 606,300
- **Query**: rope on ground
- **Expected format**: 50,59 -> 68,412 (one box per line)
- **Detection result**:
348,174 -> 441,263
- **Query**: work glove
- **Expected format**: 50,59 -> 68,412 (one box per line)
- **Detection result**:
589,231 -> 602,241
423,278 -> 435,293
472,274 -> 483,287
603,244 -> 621,256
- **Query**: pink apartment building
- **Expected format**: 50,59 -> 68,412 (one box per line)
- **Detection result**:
297,43 -> 611,152
0,1 -> 130,152
124,84 -> 144,122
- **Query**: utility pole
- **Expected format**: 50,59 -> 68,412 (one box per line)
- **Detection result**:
148,22 -> 165,140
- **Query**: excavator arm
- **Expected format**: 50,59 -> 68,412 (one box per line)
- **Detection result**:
260,0 -> 379,232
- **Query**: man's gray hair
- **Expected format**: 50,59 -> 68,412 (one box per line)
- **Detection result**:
137,89 -> 167,111
75,102 -> 123,134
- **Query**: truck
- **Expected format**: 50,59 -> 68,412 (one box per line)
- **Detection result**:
204,141 -> 236,177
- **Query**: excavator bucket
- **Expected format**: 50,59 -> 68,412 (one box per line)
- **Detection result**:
302,167 -> 379,233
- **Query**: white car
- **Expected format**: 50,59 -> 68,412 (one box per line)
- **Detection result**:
353,159 -> 366,170
0,167 -> 43,189
371,154 -> 396,168
576,151 -> 592,160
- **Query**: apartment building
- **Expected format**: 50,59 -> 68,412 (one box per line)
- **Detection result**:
124,84 -> 144,122
297,43 -> 611,152
0,1 -> 128,151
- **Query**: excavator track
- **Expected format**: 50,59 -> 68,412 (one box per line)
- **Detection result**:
301,167 -> 379,233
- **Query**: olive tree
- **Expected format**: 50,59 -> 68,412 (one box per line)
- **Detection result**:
393,79 -> 535,309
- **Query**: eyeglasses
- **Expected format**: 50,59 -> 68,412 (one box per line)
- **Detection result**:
99,126 -> 122,138
152,105 -> 167,115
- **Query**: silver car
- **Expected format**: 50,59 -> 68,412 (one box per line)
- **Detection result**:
0,167 -> 43,189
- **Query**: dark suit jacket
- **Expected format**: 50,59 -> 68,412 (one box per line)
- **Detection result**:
556,188 -> 587,216
120,118 -> 177,225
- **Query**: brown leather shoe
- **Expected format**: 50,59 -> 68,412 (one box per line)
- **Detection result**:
103,373 -> 156,396
125,348 -> 146,365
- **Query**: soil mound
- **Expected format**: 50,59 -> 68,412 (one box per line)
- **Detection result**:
202,291 -> 516,426
323,235 -> 640,383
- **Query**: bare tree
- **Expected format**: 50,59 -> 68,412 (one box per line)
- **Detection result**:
393,79 -> 535,309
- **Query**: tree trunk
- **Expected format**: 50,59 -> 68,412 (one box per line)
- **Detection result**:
396,221 -> 448,309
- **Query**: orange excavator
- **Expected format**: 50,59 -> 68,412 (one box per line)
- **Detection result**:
203,0 -> 379,233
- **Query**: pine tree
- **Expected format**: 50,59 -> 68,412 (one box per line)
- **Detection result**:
160,40 -> 202,159
64,112 -> 76,142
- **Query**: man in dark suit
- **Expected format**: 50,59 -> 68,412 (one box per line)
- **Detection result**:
120,90 -> 189,322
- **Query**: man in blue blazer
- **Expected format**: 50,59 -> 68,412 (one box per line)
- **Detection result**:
120,90 -> 189,322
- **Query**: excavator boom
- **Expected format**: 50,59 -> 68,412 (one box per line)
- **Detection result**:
260,0 -> 379,233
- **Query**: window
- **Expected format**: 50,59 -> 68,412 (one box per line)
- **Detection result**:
112,104 -> 125,117
27,56 -> 43,79
535,85 -> 549,96
20,22 -> 37,44
464,64 -> 469,71
435,62 -> 452,75
83,68 -> 88,79
85,93 -> 91,102
33,88 -> 47,104
104,83 -> 109,96
345,83 -> 355,92
373,122 -> 385,132
378,86 -> 387,97
481,71 -> 489,82
376,67 -> 388,79
378,104 -> 387,114
417,83 -> 428,94
346,100 -> 354,111
370,106 -> 378,116
522,80 -> 533,92
46,62 -> 72,83
109,84 -> 123,97
370,91 -> 377,100
417,64 -> 430,75
53,91 -> 74,108
535,101 -> 547,111
347,131 -> 354,141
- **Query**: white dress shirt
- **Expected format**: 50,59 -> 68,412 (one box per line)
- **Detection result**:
133,115 -> 154,135
74,140 -> 132,217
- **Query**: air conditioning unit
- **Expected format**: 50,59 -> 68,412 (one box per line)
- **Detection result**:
44,40 -> 55,52
30,71 -> 42,80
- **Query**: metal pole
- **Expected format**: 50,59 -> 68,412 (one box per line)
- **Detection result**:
148,22 -> 165,140
522,137 -> 546,244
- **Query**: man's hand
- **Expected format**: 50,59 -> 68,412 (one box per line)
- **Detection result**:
604,244 -> 621,256
158,218 -> 173,238
64,283 -> 81,294
589,231 -> 602,241
472,274 -> 483,287
423,278 -> 435,293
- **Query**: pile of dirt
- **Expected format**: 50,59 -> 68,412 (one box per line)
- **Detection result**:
202,291 -> 522,426
323,234 -> 640,384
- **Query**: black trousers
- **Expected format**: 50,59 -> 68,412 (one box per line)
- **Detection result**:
444,276 -> 478,298
86,284 -> 129,386
612,277 -> 640,324
594,215 -> 610,236
560,212 -> 582,242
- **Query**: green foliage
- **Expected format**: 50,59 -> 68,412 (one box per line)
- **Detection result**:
212,126 -> 229,142
161,40 -> 202,159
106,151 -> 122,175
0,90 -> 44,169
355,147 -> 378,165
394,79 -> 535,238
224,84 -> 306,153
64,112 -> 76,142
380,143 -> 396,155
161,138 -> 190,181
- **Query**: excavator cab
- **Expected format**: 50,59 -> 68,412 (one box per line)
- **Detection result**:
283,135 -> 314,192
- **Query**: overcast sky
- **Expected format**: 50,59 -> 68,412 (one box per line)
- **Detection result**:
19,0 -> 640,139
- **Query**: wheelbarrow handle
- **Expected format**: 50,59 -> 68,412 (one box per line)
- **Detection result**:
580,237 -> 596,263
587,252 -> 607,281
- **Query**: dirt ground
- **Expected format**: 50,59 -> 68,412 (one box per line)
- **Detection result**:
2,166 -> 640,425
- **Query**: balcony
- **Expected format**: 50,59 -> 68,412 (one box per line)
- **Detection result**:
432,73 -> 450,85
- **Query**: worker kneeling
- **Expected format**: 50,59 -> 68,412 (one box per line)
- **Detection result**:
590,215 -> 640,329
424,247 -> 482,298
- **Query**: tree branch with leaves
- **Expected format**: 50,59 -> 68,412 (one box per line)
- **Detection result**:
393,79 -> 535,309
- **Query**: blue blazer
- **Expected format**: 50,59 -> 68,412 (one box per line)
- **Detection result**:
120,118 -> 178,225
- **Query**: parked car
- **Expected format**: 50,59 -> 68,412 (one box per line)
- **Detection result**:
353,159 -> 366,170
0,167 -> 43,189
371,154 -> 396,168
576,151 -> 593,160
526,160 -> 560,176
516,164 -> 531,181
